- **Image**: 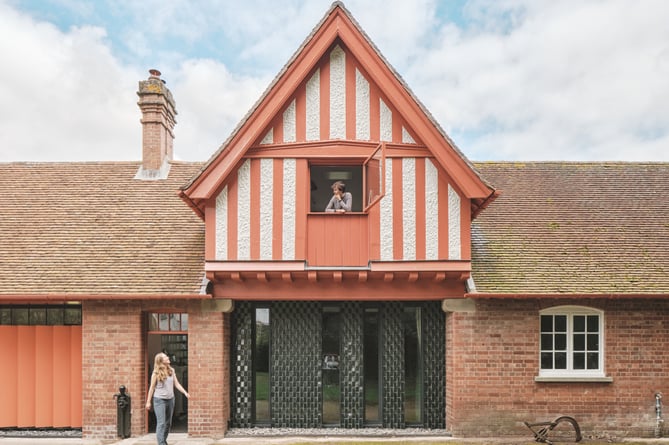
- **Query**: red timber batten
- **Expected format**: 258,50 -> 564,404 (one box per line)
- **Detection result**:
0,325 -> 82,428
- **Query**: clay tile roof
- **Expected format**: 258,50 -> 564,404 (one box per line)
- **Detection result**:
0,162 -> 205,297
471,162 -> 669,295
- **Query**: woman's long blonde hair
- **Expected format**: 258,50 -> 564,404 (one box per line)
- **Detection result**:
152,352 -> 174,382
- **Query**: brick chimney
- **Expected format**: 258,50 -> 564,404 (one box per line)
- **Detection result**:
135,69 -> 176,180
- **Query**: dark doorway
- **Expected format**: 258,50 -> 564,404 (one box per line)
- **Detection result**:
363,307 -> 381,424
322,306 -> 341,424
147,313 -> 188,433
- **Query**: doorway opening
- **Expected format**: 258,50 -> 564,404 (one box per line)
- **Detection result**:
322,306 -> 341,424
147,313 -> 188,433
230,301 -> 444,429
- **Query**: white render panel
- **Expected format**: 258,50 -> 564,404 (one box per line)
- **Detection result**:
237,160 -> 251,260
380,99 -> 392,141
425,159 -> 439,260
380,158 -> 393,260
282,159 -> 296,259
402,127 -> 415,144
355,68 -> 370,140
306,70 -> 320,141
283,99 -> 296,143
215,185 -> 228,260
259,158 -> 274,260
402,158 -> 416,260
329,45 -> 346,139
448,184 -> 461,260
261,129 -> 273,145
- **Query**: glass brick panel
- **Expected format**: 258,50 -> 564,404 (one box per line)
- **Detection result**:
63,307 -> 81,325
30,308 -> 46,325
47,307 -> 64,325
0,308 -> 10,325
14,308 -> 29,325
423,301 -> 445,429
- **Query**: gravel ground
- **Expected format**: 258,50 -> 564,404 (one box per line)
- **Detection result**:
225,428 -> 451,437
0,428 -> 82,438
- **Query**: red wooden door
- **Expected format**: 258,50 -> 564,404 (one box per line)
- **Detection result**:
0,325 -> 82,428
307,213 -> 369,266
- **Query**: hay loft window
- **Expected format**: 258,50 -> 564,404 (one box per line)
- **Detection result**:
309,143 -> 385,213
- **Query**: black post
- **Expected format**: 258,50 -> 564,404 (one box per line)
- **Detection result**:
114,385 -> 131,438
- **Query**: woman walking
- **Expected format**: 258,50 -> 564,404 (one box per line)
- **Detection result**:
145,352 -> 190,445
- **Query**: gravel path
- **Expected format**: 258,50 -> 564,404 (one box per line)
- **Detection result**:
0,429 -> 82,438
225,428 -> 451,437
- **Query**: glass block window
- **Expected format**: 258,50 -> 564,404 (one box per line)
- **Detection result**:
0,305 -> 81,325
539,306 -> 604,378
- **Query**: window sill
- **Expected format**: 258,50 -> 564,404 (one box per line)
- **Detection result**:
309,211 -> 367,215
535,376 -> 613,383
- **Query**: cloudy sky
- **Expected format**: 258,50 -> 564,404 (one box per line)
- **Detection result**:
1,0 -> 668,163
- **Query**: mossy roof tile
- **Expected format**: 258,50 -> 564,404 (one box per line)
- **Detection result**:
471,162 -> 669,295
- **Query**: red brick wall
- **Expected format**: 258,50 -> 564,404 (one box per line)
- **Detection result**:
82,300 -> 145,439
81,299 -> 230,440
187,310 -> 230,437
446,298 -> 669,439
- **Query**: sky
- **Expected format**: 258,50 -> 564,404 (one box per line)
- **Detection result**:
1,0 -> 668,163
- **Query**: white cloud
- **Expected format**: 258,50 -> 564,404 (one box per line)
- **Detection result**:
0,0 -> 668,162
0,3 -> 140,161
406,0 -> 669,160
169,59 -> 270,161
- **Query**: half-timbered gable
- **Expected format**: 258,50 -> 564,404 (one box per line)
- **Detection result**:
181,2 -> 496,301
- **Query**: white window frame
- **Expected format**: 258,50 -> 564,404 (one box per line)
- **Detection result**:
538,305 -> 605,379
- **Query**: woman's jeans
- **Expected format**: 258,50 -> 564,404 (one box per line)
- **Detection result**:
153,397 -> 174,445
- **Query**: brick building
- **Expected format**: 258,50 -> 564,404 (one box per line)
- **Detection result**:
1,3 -> 668,441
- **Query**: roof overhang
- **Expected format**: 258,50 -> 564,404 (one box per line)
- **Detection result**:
205,260 -> 470,301
0,293 -> 210,303
464,292 -> 669,299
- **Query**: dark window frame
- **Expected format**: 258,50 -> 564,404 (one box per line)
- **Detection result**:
0,304 -> 81,326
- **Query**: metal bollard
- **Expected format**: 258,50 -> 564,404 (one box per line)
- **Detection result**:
656,392 -> 664,438
113,385 -> 131,438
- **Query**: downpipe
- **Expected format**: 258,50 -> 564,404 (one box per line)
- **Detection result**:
655,392 -> 664,438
